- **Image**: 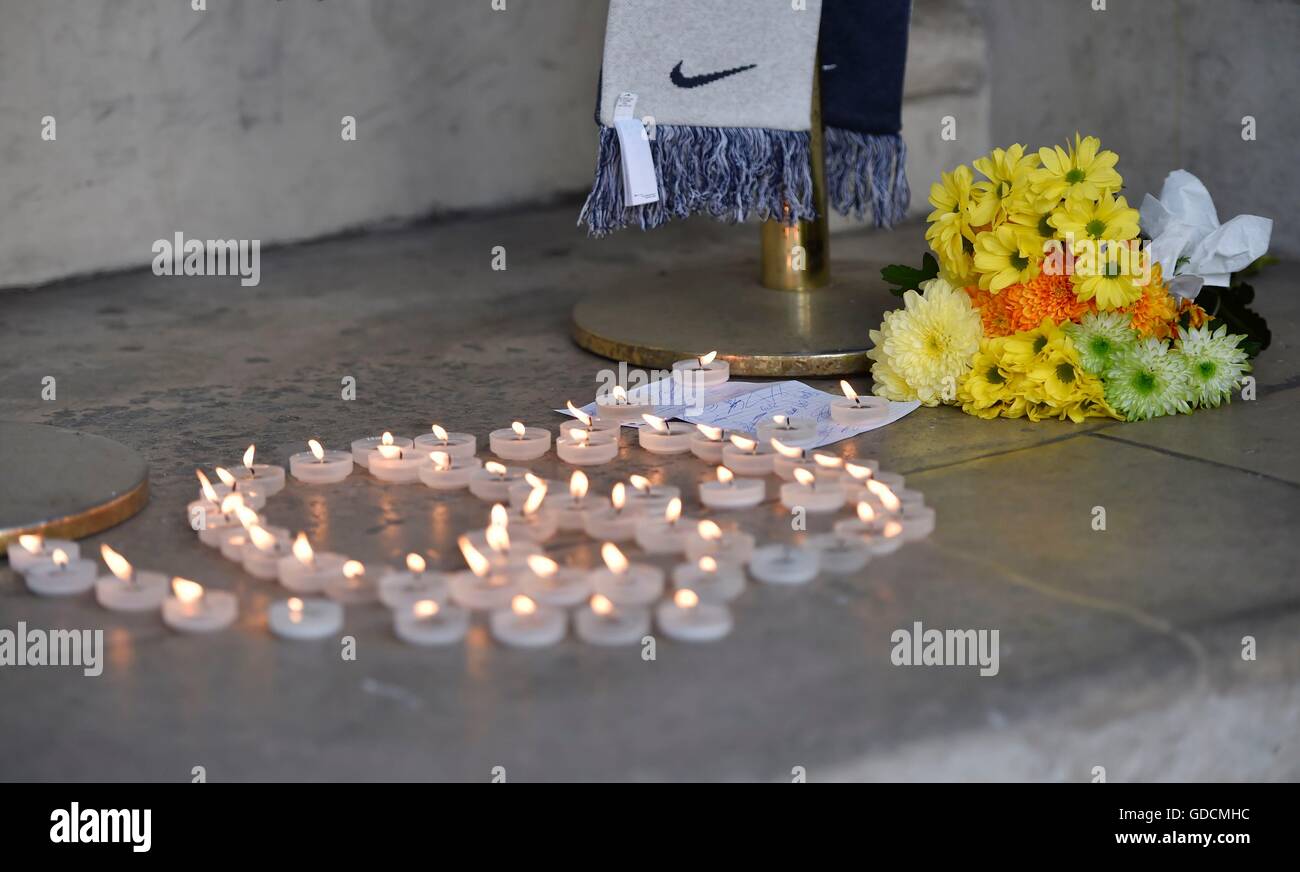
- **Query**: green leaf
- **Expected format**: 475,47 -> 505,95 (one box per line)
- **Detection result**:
881,252 -> 939,297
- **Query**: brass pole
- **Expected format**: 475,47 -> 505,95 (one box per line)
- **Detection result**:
759,64 -> 830,290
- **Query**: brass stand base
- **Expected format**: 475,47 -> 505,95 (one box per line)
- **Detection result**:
572,257 -> 888,377
0,423 -> 150,550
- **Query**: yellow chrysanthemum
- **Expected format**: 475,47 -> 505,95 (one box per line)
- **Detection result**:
925,165 -> 976,282
1072,259 -> 1142,310
868,277 -> 984,406
969,144 -> 1040,228
1049,190 -> 1140,243
1007,207 -> 1059,257
973,226 -> 1040,292
1030,134 -> 1123,205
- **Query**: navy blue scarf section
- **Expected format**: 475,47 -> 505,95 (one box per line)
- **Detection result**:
580,0 -> 912,236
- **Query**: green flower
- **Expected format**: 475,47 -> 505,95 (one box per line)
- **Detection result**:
1104,338 -> 1192,421
1175,324 -> 1251,408
1065,311 -> 1137,376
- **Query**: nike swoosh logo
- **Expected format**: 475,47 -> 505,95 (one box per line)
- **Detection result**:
669,61 -> 757,89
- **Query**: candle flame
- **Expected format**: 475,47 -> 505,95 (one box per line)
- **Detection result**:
526,554 -> 558,578
569,427 -> 589,446
511,421 -> 527,438
883,519 -> 903,539
292,532 -> 314,566
342,560 -> 365,579
219,493 -> 245,515
773,414 -> 788,427
770,438 -> 802,459
485,522 -> 511,553
612,385 -> 627,404
611,482 -> 626,510
674,588 -> 699,609
18,534 -> 43,554
716,466 -> 734,485
490,503 -> 509,528
569,470 -> 589,500
522,485 -> 547,516
793,467 -> 817,487
522,472 -> 544,489
485,461 -> 507,477
866,479 -> 901,513
235,504 -> 260,529
308,439 -> 325,461
196,469 -> 220,503
215,466 -> 237,488
406,553 -> 427,574
247,525 -> 279,553
511,594 -> 537,616
813,453 -> 844,469
840,380 -> 859,402
52,548 -> 69,568
857,501 -> 877,523
591,593 -> 614,616
699,555 -> 718,573
458,536 -> 491,577
381,432 -> 394,446
601,542 -> 629,574
697,520 -> 722,541
641,413 -> 669,433
100,543 -> 132,581
628,474 -> 650,493
431,423 -> 449,441
172,577 -> 203,604
243,444 -> 256,469
430,450 -> 451,471
664,497 -> 682,523
696,423 -> 723,441
845,462 -> 874,481
698,350 -> 718,367
376,444 -> 402,460
566,401 -> 593,427
729,434 -> 757,453
413,599 -> 440,618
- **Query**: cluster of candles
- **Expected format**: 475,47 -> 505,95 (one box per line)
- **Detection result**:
6,353 -> 934,649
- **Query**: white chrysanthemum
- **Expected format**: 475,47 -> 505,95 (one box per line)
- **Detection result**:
868,277 -> 983,406
1064,310 -> 1137,376
1175,324 -> 1251,408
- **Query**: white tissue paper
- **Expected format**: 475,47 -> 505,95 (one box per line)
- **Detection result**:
1140,169 -> 1272,300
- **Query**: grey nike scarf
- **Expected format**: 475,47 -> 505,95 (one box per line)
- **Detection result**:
579,0 -> 911,236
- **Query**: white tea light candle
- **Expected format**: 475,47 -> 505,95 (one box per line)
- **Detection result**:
325,560 -> 378,604
418,451 -> 481,490
352,432 -> 412,468
804,533 -> 872,574
561,401 -> 622,443
656,588 -> 732,642
685,519 -> 755,564
831,381 -> 890,426
241,525 -> 292,580
23,548 -> 96,597
672,555 -> 745,603
671,350 -> 730,388
503,488 -> 559,543
638,414 -> 693,454
583,482 -> 640,541
162,577 -> 238,633
468,461 -> 527,502
489,421 -> 551,461
721,434 -> 776,476
756,414 -> 817,446
699,465 -> 764,509
269,597 -> 343,641
780,467 -> 846,513
490,594 -> 566,648
290,439 -> 354,484
556,427 -> 619,466
595,385 -> 653,423
689,423 -> 728,462
749,543 -> 819,585
232,444 -> 286,496
394,598 -> 469,646
7,534 -> 79,573
368,443 -> 428,483
94,544 -> 169,611
277,533 -> 349,593
624,474 -> 680,516
378,553 -> 448,610
833,502 -> 906,556
634,497 -> 693,554
520,554 -> 592,608
552,471 -> 595,531
574,594 -> 651,646
589,542 -> 665,607
448,537 -> 519,610
413,423 -> 477,459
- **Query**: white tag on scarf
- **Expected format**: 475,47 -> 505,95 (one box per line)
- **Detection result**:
612,92 -> 659,206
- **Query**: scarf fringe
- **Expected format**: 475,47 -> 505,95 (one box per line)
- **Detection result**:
579,124 -> 910,235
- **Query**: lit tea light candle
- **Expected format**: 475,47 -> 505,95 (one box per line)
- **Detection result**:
595,384 -> 652,423
378,553 -> 448,610
832,503 -> 906,556
721,434 -> 776,476
194,493 -> 252,547
771,440 -> 845,483
624,474 -> 680,516
241,524 -> 292,580
490,593 -> 566,648
756,414 -> 817,447
507,472 -> 563,507
503,487 -> 559,543
461,507 -> 542,566
418,450 -> 482,490
269,596 -> 343,641
23,547 -> 97,597
873,470 -> 906,493
188,470 -> 225,529
394,598 -> 469,646
574,593 -> 651,646
277,533 -> 349,593
634,497 -> 693,554
699,465 -> 764,509
583,482 -> 639,541
94,544 -> 168,610
841,460 -> 880,500
231,444 -> 286,496
290,439 -> 354,484
865,478 -> 903,517
780,467 -> 846,513
468,460 -> 527,502
352,431 -> 412,468
556,426 -> 619,466
656,588 -> 732,642
898,503 -> 936,542
560,401 -> 622,443
368,443 -> 427,483
211,467 -> 266,510
689,423 -> 728,462
749,543 -> 819,585
489,421 -> 551,461
685,519 -> 755,564
638,413 -> 693,454
804,533 -> 873,573
412,423 -> 477,459
520,554 -> 591,608
162,577 -> 237,633
448,536 -> 519,610
552,470 -> 594,531
217,504 -> 264,560
588,542 -> 664,607
7,533 -> 79,573
831,380 -> 890,426
672,555 -> 744,603
325,560 -> 378,604
671,350 -> 730,388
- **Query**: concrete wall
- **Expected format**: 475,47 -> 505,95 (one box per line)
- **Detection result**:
982,0 -> 1298,256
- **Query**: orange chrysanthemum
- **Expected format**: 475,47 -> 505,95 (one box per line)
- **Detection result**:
1176,298 -> 1211,330
1000,271 -> 1095,333
964,285 -> 1017,337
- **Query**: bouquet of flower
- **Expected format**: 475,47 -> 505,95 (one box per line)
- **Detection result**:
872,134 -> 1272,422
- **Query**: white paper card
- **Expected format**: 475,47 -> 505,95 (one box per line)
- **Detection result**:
612,92 -> 659,206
